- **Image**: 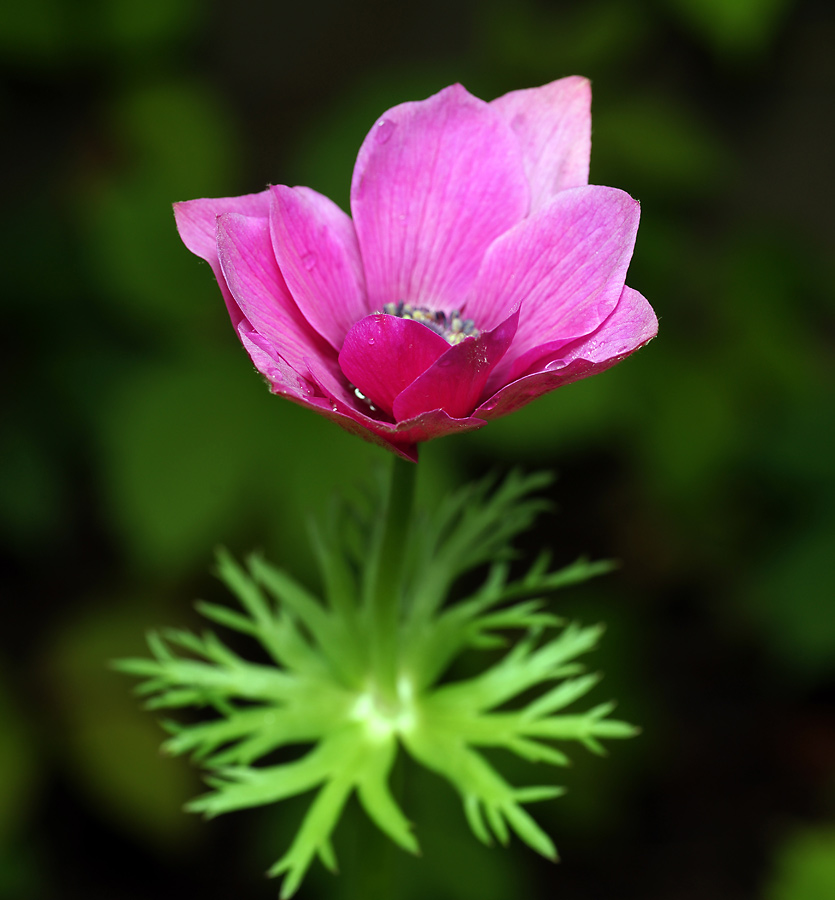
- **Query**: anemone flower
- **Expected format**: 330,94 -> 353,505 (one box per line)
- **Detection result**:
175,78 -> 657,461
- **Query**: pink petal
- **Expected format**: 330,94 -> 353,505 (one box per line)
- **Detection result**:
217,213 -> 329,374
491,76 -> 591,212
338,315 -> 451,417
303,352 -> 487,461
269,185 -> 369,351
238,326 -> 318,401
239,329 -> 421,461
386,409 -> 488,447
173,191 -> 270,329
331,406 -> 488,462
476,285 -> 657,420
351,83 -> 529,313
465,186 -> 640,385
393,308 -> 519,421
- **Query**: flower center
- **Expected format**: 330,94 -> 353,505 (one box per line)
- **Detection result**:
381,301 -> 480,345
350,677 -> 417,740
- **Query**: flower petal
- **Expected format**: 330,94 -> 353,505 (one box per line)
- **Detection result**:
217,213 -> 329,373
338,315 -> 450,418
388,409 -> 488,446
351,83 -> 529,312
238,326 -> 318,401
239,330 -> 421,460
491,76 -> 591,212
304,352 -> 487,460
393,308 -> 519,421
465,185 -> 640,385
476,285 -> 657,420
173,191 -> 270,329
269,185 -> 368,351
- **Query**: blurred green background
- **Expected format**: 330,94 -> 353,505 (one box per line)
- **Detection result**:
2,0 -> 834,897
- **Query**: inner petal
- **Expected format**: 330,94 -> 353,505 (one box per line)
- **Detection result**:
338,314 -> 451,418
393,306 -> 518,421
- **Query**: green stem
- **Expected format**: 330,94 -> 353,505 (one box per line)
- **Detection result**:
368,455 -> 417,705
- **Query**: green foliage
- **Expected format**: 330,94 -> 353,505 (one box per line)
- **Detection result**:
766,827 -> 835,900
117,471 -> 634,897
663,0 -> 794,59
48,601 -> 200,849
0,672 -> 39,846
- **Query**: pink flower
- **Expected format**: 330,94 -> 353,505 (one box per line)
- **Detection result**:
174,78 -> 657,461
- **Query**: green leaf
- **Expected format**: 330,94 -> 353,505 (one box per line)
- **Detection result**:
118,469 -> 638,896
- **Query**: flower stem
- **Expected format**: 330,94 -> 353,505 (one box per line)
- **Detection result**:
368,455 -> 416,705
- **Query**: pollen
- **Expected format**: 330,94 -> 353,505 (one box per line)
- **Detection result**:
382,301 -> 480,345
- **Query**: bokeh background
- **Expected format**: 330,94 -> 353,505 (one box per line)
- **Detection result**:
2,0 -> 834,897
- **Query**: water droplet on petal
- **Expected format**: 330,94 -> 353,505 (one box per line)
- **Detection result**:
368,337 -> 375,345
301,252 -> 317,271
375,119 -> 395,144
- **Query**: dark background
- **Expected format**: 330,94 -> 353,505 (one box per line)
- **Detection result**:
2,0 -> 834,897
